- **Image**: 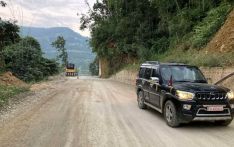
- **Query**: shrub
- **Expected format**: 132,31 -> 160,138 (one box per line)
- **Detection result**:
191,3 -> 232,49
0,85 -> 28,107
2,37 -> 59,82
161,49 -> 234,67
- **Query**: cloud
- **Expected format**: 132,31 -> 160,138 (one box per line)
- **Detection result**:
0,0 -> 96,37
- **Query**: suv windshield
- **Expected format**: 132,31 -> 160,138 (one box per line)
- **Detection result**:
160,66 -> 207,84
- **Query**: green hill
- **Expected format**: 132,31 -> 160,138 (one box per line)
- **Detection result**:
20,26 -> 95,75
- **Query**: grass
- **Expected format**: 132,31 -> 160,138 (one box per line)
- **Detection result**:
0,85 -> 29,107
122,50 -> 234,72
191,3 -> 232,48
123,63 -> 140,71
157,50 -> 234,67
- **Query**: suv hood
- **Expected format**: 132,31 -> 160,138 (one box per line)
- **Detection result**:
173,83 -> 229,93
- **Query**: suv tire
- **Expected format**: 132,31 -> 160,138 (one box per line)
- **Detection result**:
137,91 -> 146,109
214,119 -> 233,126
164,100 -> 180,127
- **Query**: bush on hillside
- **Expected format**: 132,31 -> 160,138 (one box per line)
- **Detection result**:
2,37 -> 59,82
158,50 -> 234,67
191,3 -> 232,48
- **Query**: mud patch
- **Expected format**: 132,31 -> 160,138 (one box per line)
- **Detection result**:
0,72 -> 27,87
205,10 -> 234,53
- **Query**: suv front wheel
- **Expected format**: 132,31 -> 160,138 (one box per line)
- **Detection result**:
164,100 -> 180,127
137,91 -> 146,109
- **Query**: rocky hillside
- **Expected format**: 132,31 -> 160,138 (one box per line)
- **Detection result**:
205,9 -> 234,53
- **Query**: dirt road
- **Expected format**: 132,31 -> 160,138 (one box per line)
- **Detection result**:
0,77 -> 234,147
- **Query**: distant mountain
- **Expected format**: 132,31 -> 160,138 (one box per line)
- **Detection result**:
20,26 -> 95,75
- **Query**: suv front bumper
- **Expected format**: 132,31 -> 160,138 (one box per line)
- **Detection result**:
193,116 -> 232,121
177,101 -> 234,123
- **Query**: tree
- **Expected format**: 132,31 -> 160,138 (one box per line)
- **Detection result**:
0,1 -> 6,7
0,19 -> 20,71
80,0 -> 159,72
51,36 -> 68,67
89,57 -> 99,76
0,1 -> 59,79
81,0 -> 159,57
80,0 -> 232,75
0,19 -> 20,50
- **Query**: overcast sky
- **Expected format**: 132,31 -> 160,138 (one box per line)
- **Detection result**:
0,0 -> 96,37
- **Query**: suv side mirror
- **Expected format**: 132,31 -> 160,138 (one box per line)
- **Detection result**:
150,77 -> 159,84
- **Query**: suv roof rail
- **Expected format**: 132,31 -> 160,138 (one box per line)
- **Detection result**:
145,61 -> 160,65
166,60 -> 185,64
141,61 -> 187,67
166,62 -> 186,65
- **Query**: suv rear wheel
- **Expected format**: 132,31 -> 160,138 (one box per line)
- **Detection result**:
137,91 -> 146,109
164,100 -> 180,127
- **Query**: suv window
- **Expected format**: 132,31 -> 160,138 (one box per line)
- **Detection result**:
144,68 -> 152,80
152,68 -> 159,77
139,68 -> 145,78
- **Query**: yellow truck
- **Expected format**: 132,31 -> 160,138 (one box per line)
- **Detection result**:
66,63 -> 78,77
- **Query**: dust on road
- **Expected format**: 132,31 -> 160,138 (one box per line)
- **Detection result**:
0,77 -> 234,147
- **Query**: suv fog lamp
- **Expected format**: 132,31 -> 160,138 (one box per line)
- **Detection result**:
227,91 -> 234,100
183,104 -> 192,110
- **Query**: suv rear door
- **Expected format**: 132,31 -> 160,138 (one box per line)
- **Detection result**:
142,67 -> 152,102
149,67 -> 161,108
136,67 -> 145,87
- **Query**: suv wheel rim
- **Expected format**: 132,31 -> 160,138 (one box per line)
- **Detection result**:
166,105 -> 173,122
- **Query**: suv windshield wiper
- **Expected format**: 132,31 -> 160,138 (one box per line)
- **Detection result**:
174,80 -> 194,83
194,80 -> 207,83
175,80 -> 207,83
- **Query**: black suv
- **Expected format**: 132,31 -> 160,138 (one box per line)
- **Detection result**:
136,61 -> 234,127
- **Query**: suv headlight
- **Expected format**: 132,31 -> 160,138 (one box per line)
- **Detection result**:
176,90 -> 194,100
227,91 -> 234,100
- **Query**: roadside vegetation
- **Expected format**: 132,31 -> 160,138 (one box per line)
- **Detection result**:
155,49 -> 234,67
81,0 -> 234,76
0,20 -> 60,82
89,57 -> 99,76
2,37 -> 59,82
0,85 -> 28,107
0,1 -> 63,107
51,36 -> 68,67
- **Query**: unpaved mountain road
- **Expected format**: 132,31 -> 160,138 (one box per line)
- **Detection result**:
0,77 -> 234,147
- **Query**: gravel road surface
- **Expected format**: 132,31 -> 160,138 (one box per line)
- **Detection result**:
0,77 -> 234,147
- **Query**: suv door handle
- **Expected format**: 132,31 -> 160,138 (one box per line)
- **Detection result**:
161,90 -> 166,93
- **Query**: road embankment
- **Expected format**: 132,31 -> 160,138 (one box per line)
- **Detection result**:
110,67 -> 234,90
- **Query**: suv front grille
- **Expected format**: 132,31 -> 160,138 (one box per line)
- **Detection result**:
196,92 -> 227,101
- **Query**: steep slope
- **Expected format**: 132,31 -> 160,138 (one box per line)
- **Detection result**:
0,72 -> 27,87
20,27 -> 95,75
205,9 -> 234,53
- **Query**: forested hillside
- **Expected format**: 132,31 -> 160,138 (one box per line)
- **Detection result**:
81,0 -> 234,76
